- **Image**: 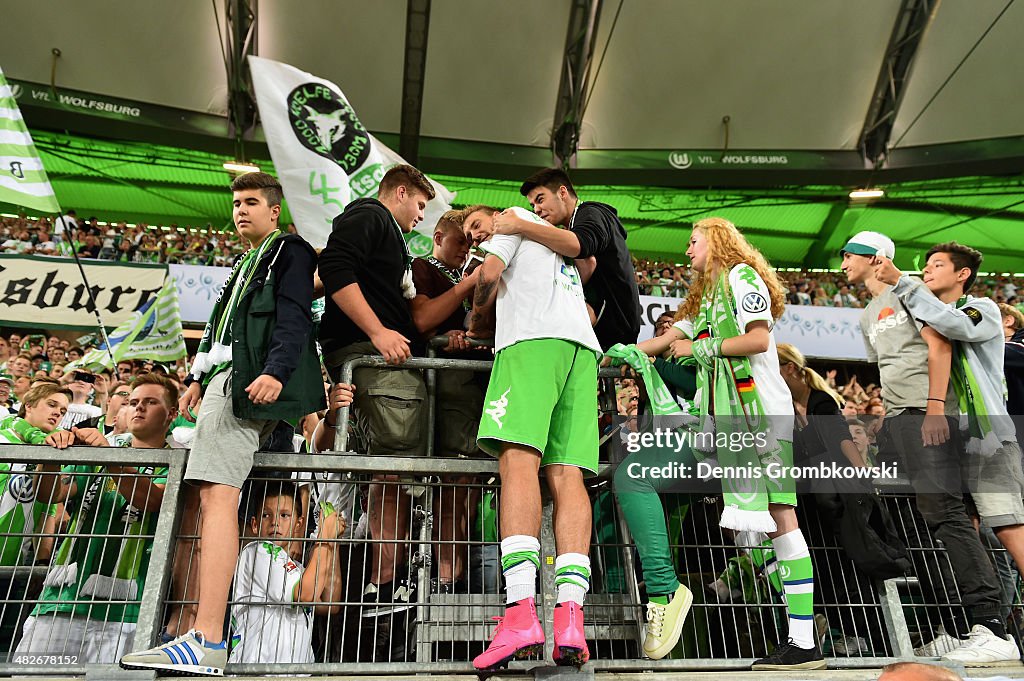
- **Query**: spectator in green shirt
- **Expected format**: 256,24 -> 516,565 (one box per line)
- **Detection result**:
15,374 -> 177,663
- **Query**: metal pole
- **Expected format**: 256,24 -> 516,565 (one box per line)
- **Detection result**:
58,216 -> 117,366
129,449 -> 187,651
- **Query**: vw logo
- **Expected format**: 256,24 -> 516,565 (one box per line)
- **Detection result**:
7,474 -> 36,503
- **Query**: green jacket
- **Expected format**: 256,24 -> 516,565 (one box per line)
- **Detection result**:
227,232 -> 325,420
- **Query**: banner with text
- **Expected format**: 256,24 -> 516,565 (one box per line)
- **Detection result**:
637,294 -> 867,361
0,254 -> 166,329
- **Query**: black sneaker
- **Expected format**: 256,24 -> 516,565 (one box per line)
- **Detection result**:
362,576 -> 417,617
752,639 -> 826,670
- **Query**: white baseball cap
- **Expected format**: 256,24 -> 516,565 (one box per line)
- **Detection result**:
841,231 -> 895,259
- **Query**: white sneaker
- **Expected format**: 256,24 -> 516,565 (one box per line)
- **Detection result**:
120,629 -> 227,676
914,627 -> 963,657
941,624 -> 1021,667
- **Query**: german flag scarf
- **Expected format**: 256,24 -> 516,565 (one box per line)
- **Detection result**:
691,272 -> 782,532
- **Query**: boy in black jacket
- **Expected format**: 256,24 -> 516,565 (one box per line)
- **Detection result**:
121,172 -> 323,676
318,164 -> 435,619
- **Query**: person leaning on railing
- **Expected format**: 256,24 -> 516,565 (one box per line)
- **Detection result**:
15,373 -> 178,664
409,207 -> 489,595
317,164 -> 434,630
0,382 -> 77,657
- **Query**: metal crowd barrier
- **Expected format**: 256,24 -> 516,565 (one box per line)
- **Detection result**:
0,349 -> 1021,675
0,445 -> 184,676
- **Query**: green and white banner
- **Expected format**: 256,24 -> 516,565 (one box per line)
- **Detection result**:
0,66 -> 59,213
69,278 -> 186,370
0,254 -> 166,330
249,56 -> 454,254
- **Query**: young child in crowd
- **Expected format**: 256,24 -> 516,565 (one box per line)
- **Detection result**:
229,481 -> 345,664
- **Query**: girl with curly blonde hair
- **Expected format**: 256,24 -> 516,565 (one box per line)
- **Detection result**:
634,217 -> 823,670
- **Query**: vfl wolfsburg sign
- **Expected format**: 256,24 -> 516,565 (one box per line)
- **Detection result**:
250,56 -> 454,252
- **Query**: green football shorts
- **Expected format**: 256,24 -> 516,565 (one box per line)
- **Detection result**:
477,338 -> 599,474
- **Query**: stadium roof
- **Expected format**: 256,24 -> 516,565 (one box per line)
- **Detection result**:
1,0 -> 1022,271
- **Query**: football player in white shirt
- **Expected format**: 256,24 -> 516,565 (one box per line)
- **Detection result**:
463,205 -> 601,672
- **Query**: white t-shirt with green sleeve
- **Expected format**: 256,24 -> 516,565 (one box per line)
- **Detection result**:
726,263 -> 793,417
479,207 -> 601,355
229,540 -> 314,664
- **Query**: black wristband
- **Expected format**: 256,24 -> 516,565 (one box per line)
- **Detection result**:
927,397 -> 945,403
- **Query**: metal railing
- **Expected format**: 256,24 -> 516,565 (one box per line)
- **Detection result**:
0,349 -> 1021,675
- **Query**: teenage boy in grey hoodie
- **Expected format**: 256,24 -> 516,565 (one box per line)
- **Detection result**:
873,241 -> 1024,666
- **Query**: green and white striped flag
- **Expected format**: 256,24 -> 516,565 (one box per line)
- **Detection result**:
0,66 -> 59,213
67,278 -> 186,370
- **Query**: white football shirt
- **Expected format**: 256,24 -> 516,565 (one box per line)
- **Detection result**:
229,541 -> 314,664
480,207 -> 601,354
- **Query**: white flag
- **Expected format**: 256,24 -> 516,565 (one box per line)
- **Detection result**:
0,66 -> 59,213
249,56 -> 454,253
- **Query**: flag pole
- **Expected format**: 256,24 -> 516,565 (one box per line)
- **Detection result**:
57,214 -> 116,367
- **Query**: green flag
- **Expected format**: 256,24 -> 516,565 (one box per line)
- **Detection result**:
0,66 -> 59,213
67,279 -> 186,370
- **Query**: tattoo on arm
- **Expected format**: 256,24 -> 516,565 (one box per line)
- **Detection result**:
473,278 -> 498,309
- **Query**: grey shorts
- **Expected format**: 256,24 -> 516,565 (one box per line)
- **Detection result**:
324,341 -> 427,457
184,371 -> 277,488
969,440 -> 1024,528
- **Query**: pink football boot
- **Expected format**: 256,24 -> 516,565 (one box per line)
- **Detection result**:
473,597 -> 545,672
552,601 -> 590,667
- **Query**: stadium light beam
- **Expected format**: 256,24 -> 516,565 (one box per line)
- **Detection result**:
223,161 -> 261,174
849,188 -> 885,200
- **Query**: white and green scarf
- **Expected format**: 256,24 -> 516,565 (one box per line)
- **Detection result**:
392,216 -> 416,300
605,343 -> 698,419
951,297 -> 1001,456
43,463 -> 161,601
691,273 -> 784,532
191,231 -> 282,382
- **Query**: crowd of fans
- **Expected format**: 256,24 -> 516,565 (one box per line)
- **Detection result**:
4,211 -> 1023,317
634,258 -> 1024,311
2,165 -> 1024,675
0,212 -> 307,267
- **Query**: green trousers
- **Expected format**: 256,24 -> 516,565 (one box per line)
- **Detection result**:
613,441 -> 701,596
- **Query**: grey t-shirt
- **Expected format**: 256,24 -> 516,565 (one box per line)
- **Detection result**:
860,286 -> 956,416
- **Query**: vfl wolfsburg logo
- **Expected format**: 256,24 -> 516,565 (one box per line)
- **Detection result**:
287,83 -> 371,173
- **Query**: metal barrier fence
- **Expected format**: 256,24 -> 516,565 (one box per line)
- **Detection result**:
0,351 -> 1021,675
